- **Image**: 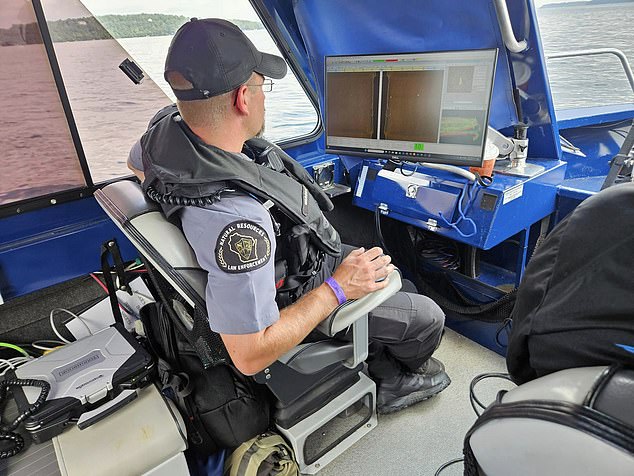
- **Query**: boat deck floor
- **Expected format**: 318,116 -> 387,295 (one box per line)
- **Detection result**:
320,328 -> 512,476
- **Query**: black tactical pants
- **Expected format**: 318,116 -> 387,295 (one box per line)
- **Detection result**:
303,245 -> 445,380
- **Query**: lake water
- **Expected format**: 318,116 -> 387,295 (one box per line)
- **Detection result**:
2,4 -> 633,201
536,3 -> 634,108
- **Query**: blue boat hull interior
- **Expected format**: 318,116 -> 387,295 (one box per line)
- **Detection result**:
1,0 -> 633,354
0,198 -> 138,300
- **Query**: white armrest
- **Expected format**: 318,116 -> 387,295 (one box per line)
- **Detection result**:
317,270 -> 402,337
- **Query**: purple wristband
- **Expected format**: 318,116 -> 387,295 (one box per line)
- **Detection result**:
325,277 -> 347,305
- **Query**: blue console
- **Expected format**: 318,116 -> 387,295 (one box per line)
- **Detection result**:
353,158 -> 567,354
353,160 -> 566,250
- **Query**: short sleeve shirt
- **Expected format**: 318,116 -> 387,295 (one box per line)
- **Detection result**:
128,135 -> 279,334
180,196 -> 280,335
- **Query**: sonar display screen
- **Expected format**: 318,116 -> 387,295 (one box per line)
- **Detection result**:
325,49 -> 498,167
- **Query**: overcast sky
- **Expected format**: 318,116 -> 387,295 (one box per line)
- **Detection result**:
2,0 -> 591,28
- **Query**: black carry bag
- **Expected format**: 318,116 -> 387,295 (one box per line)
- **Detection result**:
507,183 -> 634,384
139,271 -> 272,455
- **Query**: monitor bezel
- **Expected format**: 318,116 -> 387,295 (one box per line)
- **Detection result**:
324,48 -> 498,167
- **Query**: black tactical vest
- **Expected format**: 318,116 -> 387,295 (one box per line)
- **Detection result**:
140,107 -> 341,301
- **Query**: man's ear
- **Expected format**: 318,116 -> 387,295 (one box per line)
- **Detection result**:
234,85 -> 250,115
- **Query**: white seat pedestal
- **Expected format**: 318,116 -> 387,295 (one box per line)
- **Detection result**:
277,372 -> 377,475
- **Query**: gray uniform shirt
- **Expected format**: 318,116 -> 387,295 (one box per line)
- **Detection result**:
129,139 -> 280,334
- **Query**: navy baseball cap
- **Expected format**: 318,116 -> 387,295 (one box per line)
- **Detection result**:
164,18 -> 288,101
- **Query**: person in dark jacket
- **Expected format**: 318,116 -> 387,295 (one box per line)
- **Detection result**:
507,182 -> 634,384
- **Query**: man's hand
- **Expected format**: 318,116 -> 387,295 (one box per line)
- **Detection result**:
331,247 -> 395,300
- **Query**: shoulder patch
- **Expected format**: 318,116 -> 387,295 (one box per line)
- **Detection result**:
215,220 -> 272,274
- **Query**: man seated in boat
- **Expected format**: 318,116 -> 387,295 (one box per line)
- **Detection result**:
127,18 -> 450,414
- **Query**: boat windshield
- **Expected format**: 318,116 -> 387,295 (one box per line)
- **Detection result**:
1,0 -> 87,206
0,0 -> 319,207
3,0 -> 632,210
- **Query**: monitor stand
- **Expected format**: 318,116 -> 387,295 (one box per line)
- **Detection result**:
487,125 -> 545,178
494,158 -> 545,177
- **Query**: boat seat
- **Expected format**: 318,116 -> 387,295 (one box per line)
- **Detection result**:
95,179 -> 402,474
465,366 -> 634,475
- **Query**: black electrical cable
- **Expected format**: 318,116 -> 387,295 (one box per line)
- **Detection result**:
0,379 -> 50,458
417,230 -> 461,271
495,318 -> 513,348
476,173 -> 493,187
465,246 -> 477,279
435,372 -> 517,474
585,119 -> 632,129
374,206 -> 393,257
469,372 -> 515,417
398,162 -> 418,177
434,457 -> 464,475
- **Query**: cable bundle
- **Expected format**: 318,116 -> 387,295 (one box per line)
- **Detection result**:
415,230 -> 461,271
0,379 -> 50,459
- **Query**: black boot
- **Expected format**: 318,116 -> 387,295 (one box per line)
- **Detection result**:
376,357 -> 450,414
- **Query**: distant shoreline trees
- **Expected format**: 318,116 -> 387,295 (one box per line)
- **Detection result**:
541,0 -> 633,8
0,14 -> 262,45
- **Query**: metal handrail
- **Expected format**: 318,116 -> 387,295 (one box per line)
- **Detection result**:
547,48 -> 634,94
493,0 -> 528,53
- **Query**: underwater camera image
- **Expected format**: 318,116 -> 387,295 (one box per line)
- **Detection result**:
439,110 -> 486,146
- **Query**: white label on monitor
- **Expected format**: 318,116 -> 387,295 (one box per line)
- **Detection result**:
502,184 -> 523,205
356,165 -> 369,197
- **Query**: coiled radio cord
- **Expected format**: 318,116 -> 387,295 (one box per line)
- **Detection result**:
0,378 -> 50,459
145,185 -> 235,207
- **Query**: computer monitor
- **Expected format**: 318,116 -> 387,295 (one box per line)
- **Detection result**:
325,49 -> 498,167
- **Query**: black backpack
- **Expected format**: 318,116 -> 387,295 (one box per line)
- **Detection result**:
139,270 -> 272,455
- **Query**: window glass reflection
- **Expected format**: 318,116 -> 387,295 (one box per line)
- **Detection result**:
2,0 -> 320,203
40,0 -> 318,183
40,0 -> 172,183
0,0 -> 85,206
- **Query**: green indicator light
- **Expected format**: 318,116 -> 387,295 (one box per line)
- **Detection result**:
372,59 -> 386,62
414,143 -> 425,151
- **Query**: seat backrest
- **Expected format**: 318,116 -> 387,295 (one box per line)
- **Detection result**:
95,180 -> 207,308
466,366 -> 634,476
